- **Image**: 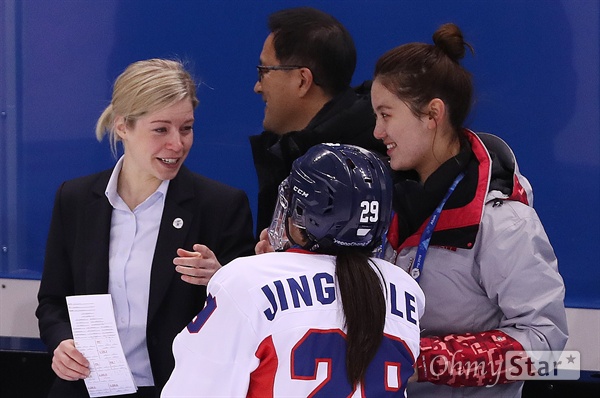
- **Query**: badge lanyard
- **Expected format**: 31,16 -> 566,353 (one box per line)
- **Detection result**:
410,172 -> 465,282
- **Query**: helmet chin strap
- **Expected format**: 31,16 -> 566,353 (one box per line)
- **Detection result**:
284,217 -> 300,249
285,219 -> 320,251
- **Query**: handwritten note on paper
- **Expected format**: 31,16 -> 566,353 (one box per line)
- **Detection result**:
66,294 -> 137,397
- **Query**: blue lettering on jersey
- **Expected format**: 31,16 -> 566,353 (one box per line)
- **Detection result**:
390,283 -> 404,318
261,272 -> 336,321
314,272 -> 335,305
390,283 -> 417,325
274,280 -> 289,311
292,329 -> 415,396
288,275 -> 313,308
187,294 -> 217,333
262,285 -> 278,321
405,291 -> 417,325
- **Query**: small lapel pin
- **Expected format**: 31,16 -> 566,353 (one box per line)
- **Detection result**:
173,218 -> 184,229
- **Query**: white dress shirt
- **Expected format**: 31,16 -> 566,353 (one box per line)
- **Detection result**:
105,156 -> 169,387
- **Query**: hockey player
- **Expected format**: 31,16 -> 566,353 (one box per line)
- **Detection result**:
162,143 -> 425,397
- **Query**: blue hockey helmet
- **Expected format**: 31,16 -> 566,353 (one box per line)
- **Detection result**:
268,143 -> 393,252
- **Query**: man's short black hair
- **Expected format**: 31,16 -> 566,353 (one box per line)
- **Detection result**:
268,7 -> 357,97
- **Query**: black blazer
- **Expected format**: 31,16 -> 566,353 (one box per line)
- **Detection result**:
36,165 -> 256,397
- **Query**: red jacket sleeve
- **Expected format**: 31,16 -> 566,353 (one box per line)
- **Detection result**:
416,330 -> 525,387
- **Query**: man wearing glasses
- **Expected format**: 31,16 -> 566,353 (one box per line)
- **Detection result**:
250,6 -> 386,238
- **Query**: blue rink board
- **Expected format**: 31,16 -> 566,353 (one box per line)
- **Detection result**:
0,0 -> 598,309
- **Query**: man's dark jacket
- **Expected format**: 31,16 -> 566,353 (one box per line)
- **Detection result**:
250,81 -> 387,236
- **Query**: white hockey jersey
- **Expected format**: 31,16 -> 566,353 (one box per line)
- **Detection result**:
162,250 -> 424,398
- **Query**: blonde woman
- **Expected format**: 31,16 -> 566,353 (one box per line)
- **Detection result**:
36,59 -> 255,398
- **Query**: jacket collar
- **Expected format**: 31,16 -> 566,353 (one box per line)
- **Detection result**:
390,130 -> 491,250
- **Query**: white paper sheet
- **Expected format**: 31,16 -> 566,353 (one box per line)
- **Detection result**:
67,294 -> 137,397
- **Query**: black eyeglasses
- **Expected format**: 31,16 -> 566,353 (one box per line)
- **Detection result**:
256,65 -> 304,81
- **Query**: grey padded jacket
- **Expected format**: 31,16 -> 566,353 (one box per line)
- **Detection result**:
385,131 -> 568,398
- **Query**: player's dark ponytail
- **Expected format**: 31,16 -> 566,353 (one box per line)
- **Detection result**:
335,248 -> 386,386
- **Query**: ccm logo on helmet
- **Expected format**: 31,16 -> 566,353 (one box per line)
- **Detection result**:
293,185 -> 309,198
